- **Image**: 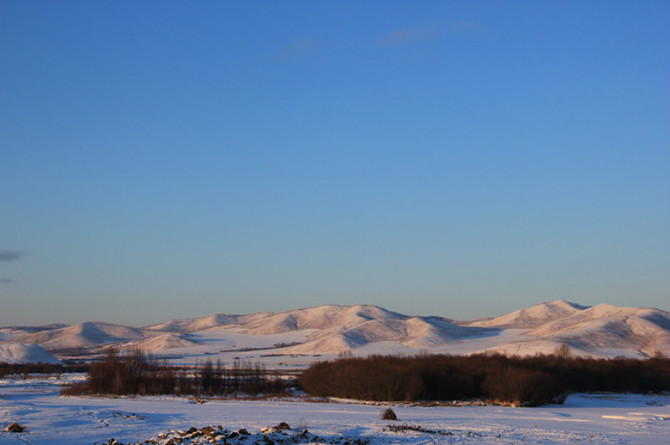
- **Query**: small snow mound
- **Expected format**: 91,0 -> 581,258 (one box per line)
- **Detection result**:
0,343 -> 62,364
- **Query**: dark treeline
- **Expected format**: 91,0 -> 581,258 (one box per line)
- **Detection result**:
0,362 -> 88,377
61,349 -> 287,397
299,354 -> 670,406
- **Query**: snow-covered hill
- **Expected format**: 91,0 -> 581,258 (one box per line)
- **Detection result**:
465,300 -> 589,329
6,322 -> 151,352
0,343 -> 62,364
2,301 -> 668,363
144,304 -> 406,335
125,332 -> 199,352
525,304 -> 670,357
145,313 -> 244,333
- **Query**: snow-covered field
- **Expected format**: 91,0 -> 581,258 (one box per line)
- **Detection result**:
1,375 -> 668,445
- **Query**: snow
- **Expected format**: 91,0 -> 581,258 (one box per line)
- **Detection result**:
145,313 -> 243,333
7,322 -> 149,351
466,300 -> 588,329
125,333 -> 199,352
0,344 -> 61,365
0,375 -> 668,444
526,304 -> 670,357
2,301 -> 669,364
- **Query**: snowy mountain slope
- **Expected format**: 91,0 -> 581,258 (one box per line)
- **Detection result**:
143,304 -> 405,335
526,304 -> 670,356
403,316 -> 487,348
234,306 -> 484,355
0,324 -> 67,341
528,304 -> 668,335
234,302 -> 668,358
2,301 -> 668,362
123,332 -> 200,352
240,304 -> 406,335
145,313 -> 244,333
6,322 -> 150,351
466,300 -> 589,329
0,343 -> 62,364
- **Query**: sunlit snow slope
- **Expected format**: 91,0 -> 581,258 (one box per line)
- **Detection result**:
0,343 -> 62,364
1,301 -> 668,363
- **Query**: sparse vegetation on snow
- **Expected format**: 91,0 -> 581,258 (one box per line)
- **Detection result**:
60,349 -> 288,397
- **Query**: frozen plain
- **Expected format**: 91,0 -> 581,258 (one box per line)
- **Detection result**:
1,375 -> 668,445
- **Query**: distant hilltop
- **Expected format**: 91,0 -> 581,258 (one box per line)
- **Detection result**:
1,300 -> 668,364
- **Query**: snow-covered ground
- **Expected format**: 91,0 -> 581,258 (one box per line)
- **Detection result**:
0,375 -> 668,445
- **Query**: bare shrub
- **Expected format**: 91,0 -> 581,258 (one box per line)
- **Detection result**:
553,344 -> 572,359
385,424 -> 452,436
380,408 -> 397,421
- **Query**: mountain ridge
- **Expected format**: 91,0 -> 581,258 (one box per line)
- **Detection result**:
1,300 -> 668,364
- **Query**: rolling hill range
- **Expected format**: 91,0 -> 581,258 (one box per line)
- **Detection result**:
1,301 -> 668,365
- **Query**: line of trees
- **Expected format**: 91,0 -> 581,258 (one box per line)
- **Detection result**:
56,349 -> 670,405
298,353 -> 670,406
0,362 -> 88,377
194,357 -> 286,396
61,349 -> 287,397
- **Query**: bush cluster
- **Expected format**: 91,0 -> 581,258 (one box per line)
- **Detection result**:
299,354 -> 670,406
380,408 -> 397,420
62,349 -> 177,396
61,349 -> 287,397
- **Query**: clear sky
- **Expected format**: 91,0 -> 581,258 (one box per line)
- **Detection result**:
1,0 -> 669,327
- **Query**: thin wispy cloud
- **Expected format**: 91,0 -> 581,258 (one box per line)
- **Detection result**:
0,278 -> 14,284
0,250 -> 23,261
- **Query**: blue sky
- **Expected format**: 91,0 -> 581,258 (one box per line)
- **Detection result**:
1,1 -> 669,326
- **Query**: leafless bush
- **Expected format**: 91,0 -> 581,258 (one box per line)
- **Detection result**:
553,344 -> 572,359
380,408 -> 397,420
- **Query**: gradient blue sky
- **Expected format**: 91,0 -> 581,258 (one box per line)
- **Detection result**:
1,1 -> 669,327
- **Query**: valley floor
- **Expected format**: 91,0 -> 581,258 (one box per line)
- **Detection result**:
0,375 -> 668,445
